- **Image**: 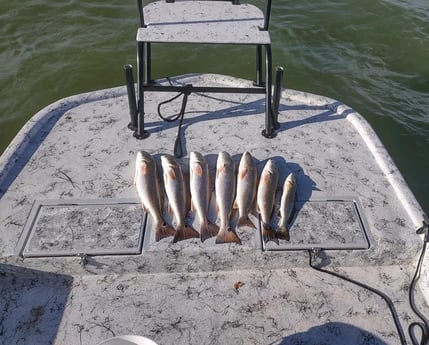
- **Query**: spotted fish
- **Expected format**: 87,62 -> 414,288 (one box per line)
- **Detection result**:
135,151 -> 175,241
215,152 -> 241,244
256,159 -> 279,244
161,154 -> 199,242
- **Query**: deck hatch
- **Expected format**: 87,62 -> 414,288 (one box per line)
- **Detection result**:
16,199 -> 146,257
261,197 -> 371,251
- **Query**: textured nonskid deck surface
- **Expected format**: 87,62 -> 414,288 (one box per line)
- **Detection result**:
1,264 -> 426,345
0,74 -> 427,344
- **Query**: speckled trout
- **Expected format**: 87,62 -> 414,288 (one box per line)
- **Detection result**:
215,152 -> 241,244
256,159 -> 279,244
189,152 -> 219,242
135,151 -> 175,241
277,173 -> 297,241
161,154 -> 199,243
235,151 -> 258,229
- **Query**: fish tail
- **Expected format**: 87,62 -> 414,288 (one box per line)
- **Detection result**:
276,225 -> 290,241
215,227 -> 242,245
200,220 -> 220,242
237,215 -> 256,229
262,224 -> 279,244
155,222 -> 176,242
173,224 -> 200,243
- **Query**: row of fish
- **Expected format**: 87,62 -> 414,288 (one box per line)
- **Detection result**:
135,150 -> 297,244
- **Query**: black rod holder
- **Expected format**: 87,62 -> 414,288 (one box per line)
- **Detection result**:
145,43 -> 152,84
124,64 -> 138,131
137,0 -> 145,27
135,42 -> 150,140
254,45 -> 263,87
262,44 -> 276,139
272,66 -> 283,129
263,0 -> 272,31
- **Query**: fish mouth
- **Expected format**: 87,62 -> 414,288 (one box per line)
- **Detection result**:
137,150 -> 153,162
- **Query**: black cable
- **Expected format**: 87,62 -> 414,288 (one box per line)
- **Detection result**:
309,218 -> 429,345
308,249 -> 408,345
408,221 -> 429,345
157,92 -> 186,122
156,84 -> 192,158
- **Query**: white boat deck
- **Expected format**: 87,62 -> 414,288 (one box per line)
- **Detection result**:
0,74 -> 428,345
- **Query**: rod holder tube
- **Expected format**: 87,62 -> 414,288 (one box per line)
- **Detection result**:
272,66 -> 283,129
137,0 -> 145,27
254,45 -> 264,87
134,42 -> 150,140
124,64 -> 138,131
262,44 -> 276,139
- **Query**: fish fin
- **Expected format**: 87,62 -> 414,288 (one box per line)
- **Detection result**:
287,210 -> 296,224
194,164 -> 203,177
140,161 -> 148,175
155,167 -> 165,210
238,167 -> 248,180
261,172 -> 270,185
182,172 -> 191,216
231,207 -> 238,219
216,228 -> 242,245
237,215 -> 256,229
155,222 -> 176,242
167,168 -> 176,180
270,204 -> 276,219
262,224 -> 279,245
233,199 -> 238,210
185,196 -> 191,217
250,195 -> 257,214
173,224 -> 200,243
217,164 -> 226,175
287,203 -> 297,224
167,204 -> 173,217
200,220 -> 220,242
276,226 -> 290,241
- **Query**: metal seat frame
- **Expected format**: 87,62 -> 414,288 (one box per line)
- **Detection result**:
126,0 -> 282,143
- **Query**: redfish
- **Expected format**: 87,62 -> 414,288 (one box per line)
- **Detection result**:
235,151 -> 258,229
277,173 -> 297,241
189,152 -> 219,242
161,154 -> 199,242
135,151 -> 175,241
256,159 -> 279,244
215,152 -> 241,244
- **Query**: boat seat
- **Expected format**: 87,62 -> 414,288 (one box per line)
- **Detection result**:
126,0 -> 282,154
137,0 -> 271,45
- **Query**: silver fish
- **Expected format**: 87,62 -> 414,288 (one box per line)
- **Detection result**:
215,152 -> 241,244
277,173 -> 297,241
235,151 -> 258,228
135,151 -> 175,241
256,159 -> 279,244
189,152 -> 219,242
161,154 -> 199,242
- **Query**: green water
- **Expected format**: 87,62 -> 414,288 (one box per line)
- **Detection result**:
1,0 -> 428,213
